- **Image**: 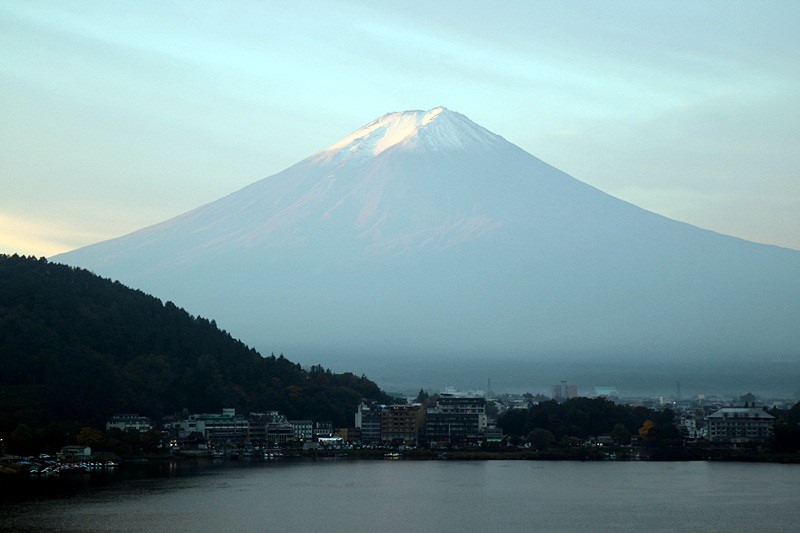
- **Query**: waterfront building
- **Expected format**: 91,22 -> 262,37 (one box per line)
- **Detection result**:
706,406 -> 775,444
425,393 -> 487,445
106,414 -> 152,433
381,404 -> 425,445
265,422 -> 294,446
334,427 -> 361,443
677,414 -> 706,441
355,401 -> 383,444
171,408 -> 250,445
484,426 -> 504,443
289,420 -> 313,441
314,421 -> 333,438
59,445 -> 91,459
247,413 -> 270,445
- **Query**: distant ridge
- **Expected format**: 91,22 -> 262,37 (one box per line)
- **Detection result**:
54,108 -> 800,375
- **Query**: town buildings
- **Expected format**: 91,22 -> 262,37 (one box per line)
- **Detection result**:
354,394 -> 499,447
160,409 -> 336,449
100,391 -> 789,455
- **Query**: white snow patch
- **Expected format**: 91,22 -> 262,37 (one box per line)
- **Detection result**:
317,107 -> 503,164
421,106 -> 445,126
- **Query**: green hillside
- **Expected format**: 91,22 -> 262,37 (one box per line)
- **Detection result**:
0,254 -> 392,447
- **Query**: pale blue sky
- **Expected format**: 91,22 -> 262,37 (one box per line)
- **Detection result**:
2,0 -> 798,255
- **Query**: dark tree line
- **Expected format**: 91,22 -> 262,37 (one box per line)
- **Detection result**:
497,397 -> 681,446
500,396 -> 800,453
770,402 -> 800,453
0,254 -> 392,452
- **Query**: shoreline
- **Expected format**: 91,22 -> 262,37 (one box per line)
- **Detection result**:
3,448 -> 799,504
3,445 -> 799,479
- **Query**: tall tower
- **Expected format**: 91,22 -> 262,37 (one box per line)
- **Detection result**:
552,380 -> 577,401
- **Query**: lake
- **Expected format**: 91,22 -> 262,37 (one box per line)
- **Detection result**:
2,459 -> 798,532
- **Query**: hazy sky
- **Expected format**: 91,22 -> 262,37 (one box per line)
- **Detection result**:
2,0 -> 798,256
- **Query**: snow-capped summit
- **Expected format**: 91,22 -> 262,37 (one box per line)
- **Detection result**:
54,108 -> 800,385
317,106 -> 504,163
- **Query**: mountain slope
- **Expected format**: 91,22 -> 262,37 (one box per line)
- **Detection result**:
54,108 -> 800,377
0,254 -> 392,436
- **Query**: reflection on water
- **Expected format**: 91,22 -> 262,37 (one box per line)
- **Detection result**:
2,460 -> 799,532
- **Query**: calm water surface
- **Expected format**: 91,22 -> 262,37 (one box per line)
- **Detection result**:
1,460 -> 798,532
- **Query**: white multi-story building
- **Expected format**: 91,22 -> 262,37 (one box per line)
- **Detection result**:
106,414 -> 152,432
677,415 -> 706,440
289,420 -> 313,441
170,408 -> 249,444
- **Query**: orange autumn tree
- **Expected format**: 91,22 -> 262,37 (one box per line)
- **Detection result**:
639,420 -> 656,439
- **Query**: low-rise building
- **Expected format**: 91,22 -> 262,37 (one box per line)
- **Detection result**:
289,420 -> 313,441
59,445 -> 91,459
484,426 -> 503,443
170,408 -> 250,445
314,421 -> 333,439
265,423 -> 294,446
106,414 -> 152,433
677,414 -> 706,441
335,427 -> 361,443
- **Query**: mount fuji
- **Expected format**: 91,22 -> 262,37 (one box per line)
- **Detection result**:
55,107 -> 800,393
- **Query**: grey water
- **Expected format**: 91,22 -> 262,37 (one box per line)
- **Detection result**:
2,460 -> 798,532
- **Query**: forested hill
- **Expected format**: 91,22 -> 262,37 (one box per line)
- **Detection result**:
0,254 -> 392,435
